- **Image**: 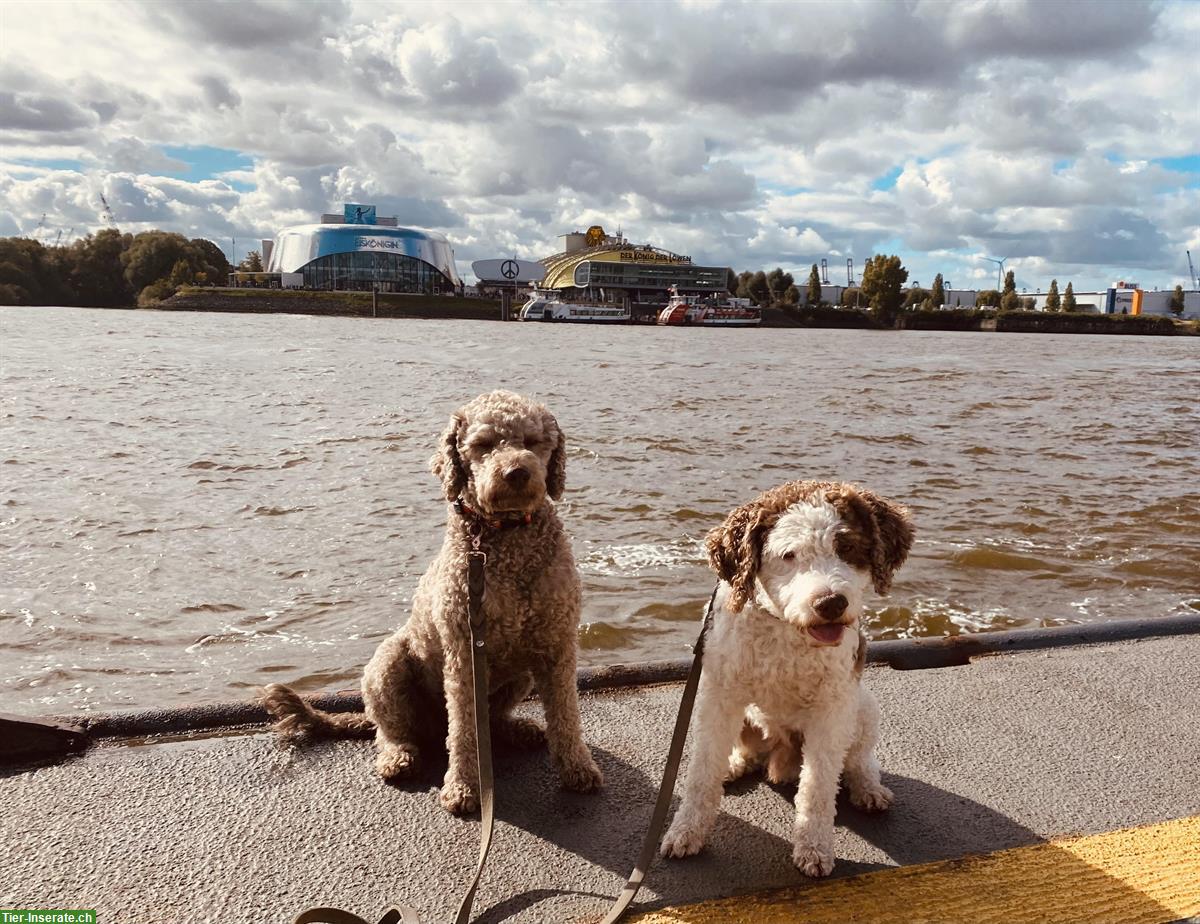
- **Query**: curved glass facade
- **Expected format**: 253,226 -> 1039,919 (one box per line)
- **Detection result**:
298,251 -> 453,293
266,223 -> 462,292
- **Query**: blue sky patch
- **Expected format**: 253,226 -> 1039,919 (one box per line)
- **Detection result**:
871,166 -> 903,191
1153,154 -> 1200,187
160,145 -> 253,181
1154,154 -> 1199,172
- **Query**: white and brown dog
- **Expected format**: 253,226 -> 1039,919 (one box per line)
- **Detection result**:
661,480 -> 913,876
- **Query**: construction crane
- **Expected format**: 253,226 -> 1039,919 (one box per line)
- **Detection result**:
99,193 -> 117,228
846,258 -> 855,286
1188,250 -> 1197,290
34,213 -> 47,241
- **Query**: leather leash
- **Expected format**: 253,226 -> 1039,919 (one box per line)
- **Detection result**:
594,584 -> 717,924
290,535 -> 720,924
291,525 -> 495,924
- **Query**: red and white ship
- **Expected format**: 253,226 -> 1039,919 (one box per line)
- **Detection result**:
656,288 -> 761,327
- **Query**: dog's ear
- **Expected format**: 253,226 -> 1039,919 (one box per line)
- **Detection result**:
546,418 -> 566,500
430,412 -> 467,501
861,490 -> 914,595
705,501 -> 771,613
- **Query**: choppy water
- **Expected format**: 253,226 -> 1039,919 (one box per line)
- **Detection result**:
2,306 -> 1197,713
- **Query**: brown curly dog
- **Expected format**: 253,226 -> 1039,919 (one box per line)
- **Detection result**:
260,390 -> 603,814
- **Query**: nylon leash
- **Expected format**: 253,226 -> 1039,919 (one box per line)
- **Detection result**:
593,584 -> 717,924
291,527 -> 495,924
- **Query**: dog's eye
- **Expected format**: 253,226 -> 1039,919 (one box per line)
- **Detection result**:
471,438 -> 496,452
523,436 -> 542,449
781,550 -> 796,561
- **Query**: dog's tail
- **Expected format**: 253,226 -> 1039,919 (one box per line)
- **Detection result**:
258,683 -> 376,741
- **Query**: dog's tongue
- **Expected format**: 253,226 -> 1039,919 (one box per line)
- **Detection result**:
807,623 -> 846,645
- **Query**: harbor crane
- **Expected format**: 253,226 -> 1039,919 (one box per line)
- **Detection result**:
99,193 -> 117,228
846,258 -> 855,286
1188,250 -> 1197,290
983,256 -> 1008,291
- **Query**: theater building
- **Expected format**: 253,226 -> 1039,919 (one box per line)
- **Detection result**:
539,226 -> 731,303
261,204 -> 461,294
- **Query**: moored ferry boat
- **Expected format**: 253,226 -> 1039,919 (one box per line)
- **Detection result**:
656,289 -> 761,326
520,290 -> 631,323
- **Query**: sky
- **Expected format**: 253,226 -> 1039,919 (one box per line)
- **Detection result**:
1,0 -> 1198,293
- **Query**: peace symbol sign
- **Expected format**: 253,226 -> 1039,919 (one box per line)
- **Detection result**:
500,260 -> 519,280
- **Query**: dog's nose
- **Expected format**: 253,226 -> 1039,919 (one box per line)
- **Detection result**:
503,466 -> 531,487
813,593 -> 848,621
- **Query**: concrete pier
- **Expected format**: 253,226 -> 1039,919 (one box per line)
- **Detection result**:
3,629 -> 1199,923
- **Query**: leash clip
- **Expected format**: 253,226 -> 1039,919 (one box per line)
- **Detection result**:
468,525 -> 487,565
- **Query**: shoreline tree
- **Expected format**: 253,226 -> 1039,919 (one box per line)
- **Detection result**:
931,273 -> 945,309
0,230 -> 228,307
238,250 -> 264,273
1000,269 -> 1020,312
1046,279 -> 1061,312
766,267 -> 794,306
903,286 -> 930,311
735,270 -> 754,301
747,270 -> 770,306
859,254 -> 908,326
1169,284 -> 1185,318
806,264 -> 821,306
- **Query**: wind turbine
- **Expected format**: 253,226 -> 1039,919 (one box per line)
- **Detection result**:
984,256 -> 1008,291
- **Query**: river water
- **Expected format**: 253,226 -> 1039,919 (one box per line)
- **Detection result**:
2,306 -> 1197,713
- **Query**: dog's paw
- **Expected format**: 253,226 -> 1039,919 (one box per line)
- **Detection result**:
374,744 -> 418,780
792,841 -> 835,877
848,781 -> 894,812
439,779 -> 480,815
495,716 -> 546,750
660,822 -> 706,859
726,751 -> 755,782
558,754 -> 604,792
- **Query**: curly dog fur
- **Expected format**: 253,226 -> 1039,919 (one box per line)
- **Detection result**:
260,390 -> 603,814
661,481 -> 913,876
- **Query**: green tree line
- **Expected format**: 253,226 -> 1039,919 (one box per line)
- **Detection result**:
0,230 -> 233,307
730,256 -> 1117,322
733,256 -> 920,326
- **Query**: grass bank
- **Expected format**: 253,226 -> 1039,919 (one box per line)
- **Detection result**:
161,287 -> 503,320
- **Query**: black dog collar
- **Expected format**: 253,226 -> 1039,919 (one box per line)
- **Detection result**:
453,499 -> 534,530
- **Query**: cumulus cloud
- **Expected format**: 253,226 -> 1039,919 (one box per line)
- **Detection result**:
0,91 -> 95,132
198,76 -> 242,111
0,0 -> 1195,291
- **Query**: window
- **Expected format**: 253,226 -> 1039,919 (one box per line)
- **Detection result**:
298,251 -> 453,293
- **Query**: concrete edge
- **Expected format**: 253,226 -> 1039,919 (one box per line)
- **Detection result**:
10,613 -> 1200,746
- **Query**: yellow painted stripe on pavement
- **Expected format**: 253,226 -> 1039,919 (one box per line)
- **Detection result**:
633,815 -> 1200,924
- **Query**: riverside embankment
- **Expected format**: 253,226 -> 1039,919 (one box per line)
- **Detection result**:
158,288 -> 1199,334
4,622 -> 1199,924
158,287 -> 867,328
161,286 -> 505,320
